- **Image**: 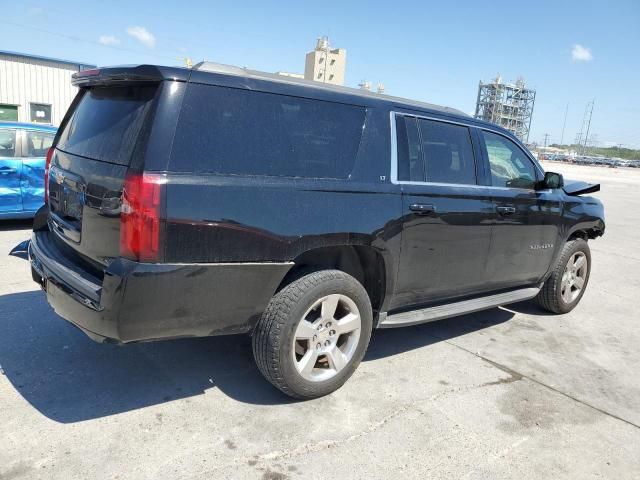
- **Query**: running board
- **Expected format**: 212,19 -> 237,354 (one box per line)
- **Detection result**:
379,287 -> 540,328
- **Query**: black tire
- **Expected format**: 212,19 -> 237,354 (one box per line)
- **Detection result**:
252,270 -> 373,399
536,238 -> 591,314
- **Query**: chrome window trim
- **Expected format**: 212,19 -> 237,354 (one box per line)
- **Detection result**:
390,110 -> 482,187
389,110 -> 545,190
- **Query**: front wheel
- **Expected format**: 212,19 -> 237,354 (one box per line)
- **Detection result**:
252,270 -> 373,399
536,238 -> 591,314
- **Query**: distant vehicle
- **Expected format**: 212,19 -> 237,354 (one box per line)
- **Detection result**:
0,122 -> 56,219
616,159 -> 632,168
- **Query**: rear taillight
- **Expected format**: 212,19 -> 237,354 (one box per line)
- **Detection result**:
44,147 -> 54,203
120,172 -> 166,262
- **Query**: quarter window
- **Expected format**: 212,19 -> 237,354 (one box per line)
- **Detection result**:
396,115 -> 477,185
482,131 -> 537,189
171,84 -> 366,179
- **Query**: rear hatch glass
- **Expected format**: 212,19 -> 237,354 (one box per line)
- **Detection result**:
57,85 -> 157,165
49,85 -> 158,265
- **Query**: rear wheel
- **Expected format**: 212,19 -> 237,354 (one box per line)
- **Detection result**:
252,270 -> 372,399
536,238 -> 591,314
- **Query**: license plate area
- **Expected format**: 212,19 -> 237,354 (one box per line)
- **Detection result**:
56,185 -> 83,219
49,166 -> 85,243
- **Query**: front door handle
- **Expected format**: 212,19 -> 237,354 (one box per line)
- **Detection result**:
0,167 -> 17,175
496,206 -> 516,215
409,203 -> 436,215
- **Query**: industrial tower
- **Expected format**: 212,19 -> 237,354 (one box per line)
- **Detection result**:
474,76 -> 536,142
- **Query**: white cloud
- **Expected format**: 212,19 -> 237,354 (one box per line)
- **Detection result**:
126,26 -> 156,48
571,44 -> 593,62
99,35 -> 120,46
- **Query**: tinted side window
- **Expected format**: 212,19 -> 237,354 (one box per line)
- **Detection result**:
25,131 -> 55,157
482,131 -> 537,189
396,116 -> 423,182
0,129 -> 17,157
418,119 -> 476,185
171,84 -> 365,179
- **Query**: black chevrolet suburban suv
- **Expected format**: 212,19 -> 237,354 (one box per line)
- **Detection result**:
20,63 -> 605,399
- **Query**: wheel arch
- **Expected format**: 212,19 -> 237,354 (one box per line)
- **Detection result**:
277,244 -> 389,317
566,224 -> 603,242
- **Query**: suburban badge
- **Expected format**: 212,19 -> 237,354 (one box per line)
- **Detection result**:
530,244 -> 554,250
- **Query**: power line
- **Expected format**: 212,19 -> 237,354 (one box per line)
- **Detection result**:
24,2 -> 288,45
0,20 -> 180,62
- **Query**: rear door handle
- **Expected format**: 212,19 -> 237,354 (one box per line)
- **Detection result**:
496,206 -> 516,215
0,167 -> 17,175
409,203 -> 436,215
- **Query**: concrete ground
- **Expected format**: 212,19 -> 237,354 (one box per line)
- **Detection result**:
1,162 -> 639,480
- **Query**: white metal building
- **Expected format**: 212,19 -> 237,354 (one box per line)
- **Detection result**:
0,50 -> 95,126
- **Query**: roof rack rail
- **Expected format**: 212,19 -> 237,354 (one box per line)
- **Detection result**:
192,61 -> 249,76
191,61 -> 469,118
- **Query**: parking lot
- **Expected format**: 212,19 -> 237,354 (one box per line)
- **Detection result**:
1,161 -> 639,479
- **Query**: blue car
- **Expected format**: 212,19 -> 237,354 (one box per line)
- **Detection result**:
0,122 -> 57,219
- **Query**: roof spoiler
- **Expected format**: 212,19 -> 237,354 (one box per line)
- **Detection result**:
71,65 -> 189,87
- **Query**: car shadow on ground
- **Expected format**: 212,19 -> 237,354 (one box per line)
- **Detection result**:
0,290 -> 514,423
0,219 -> 33,232
504,300 -> 557,317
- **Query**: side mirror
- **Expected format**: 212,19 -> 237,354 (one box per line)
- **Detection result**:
538,171 -> 564,190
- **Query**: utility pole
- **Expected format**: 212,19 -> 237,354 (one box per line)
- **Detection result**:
560,103 -> 568,145
583,100 -> 594,155
543,133 -> 550,150
576,100 -> 595,155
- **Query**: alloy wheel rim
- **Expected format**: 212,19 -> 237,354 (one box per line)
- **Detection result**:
292,294 -> 361,382
560,252 -> 587,304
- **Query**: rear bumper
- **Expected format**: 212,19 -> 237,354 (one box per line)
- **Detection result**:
29,230 -> 292,343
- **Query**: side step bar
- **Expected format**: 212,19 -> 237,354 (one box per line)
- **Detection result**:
378,287 -> 540,328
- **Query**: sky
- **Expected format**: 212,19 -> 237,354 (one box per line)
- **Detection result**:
2,0 -> 639,147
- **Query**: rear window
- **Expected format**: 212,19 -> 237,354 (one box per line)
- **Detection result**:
170,84 -> 365,178
57,85 -> 157,165
418,119 -> 476,185
396,115 -> 477,185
